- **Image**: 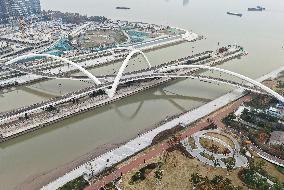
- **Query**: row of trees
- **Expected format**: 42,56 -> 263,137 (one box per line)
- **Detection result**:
239,160 -> 284,190
129,162 -> 163,185
191,173 -> 242,190
59,176 -> 88,190
244,95 -> 278,109
222,110 -> 284,160
42,10 -> 108,24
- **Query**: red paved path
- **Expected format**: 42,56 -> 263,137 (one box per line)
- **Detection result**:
85,95 -> 250,190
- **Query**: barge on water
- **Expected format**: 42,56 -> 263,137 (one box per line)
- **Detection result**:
227,12 -> 242,17
116,6 -> 130,10
248,6 -> 265,11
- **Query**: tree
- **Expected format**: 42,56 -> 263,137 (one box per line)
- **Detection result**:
224,158 -> 235,171
211,175 -> 223,185
270,182 -> 284,190
68,35 -> 73,42
191,173 -> 202,185
251,159 -> 266,172
223,178 -> 232,187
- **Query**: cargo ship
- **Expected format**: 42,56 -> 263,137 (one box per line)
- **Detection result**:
227,12 -> 242,17
248,6 -> 265,11
116,6 -> 130,10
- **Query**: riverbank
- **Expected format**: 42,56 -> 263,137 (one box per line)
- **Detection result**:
0,30 -> 196,91
40,63 -> 284,189
0,46 -> 245,143
39,89 -> 245,189
17,109 -> 190,190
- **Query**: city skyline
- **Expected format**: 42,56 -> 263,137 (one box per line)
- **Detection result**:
0,0 -> 41,19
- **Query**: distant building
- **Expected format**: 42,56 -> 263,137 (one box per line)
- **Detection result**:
269,131 -> 284,146
0,0 -> 9,19
0,0 -> 41,19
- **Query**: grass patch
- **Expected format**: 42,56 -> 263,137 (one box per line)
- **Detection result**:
120,150 -> 246,190
206,132 -> 235,148
200,151 -> 215,161
200,137 -> 231,155
58,176 -> 88,190
191,173 -> 242,190
129,162 -> 163,185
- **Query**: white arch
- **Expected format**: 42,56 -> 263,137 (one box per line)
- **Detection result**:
107,49 -> 152,98
158,65 -> 284,103
7,52 -> 281,103
5,53 -> 102,85
4,50 -> 152,98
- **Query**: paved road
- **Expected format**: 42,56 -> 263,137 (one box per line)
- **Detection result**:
249,145 -> 284,167
85,95 -> 251,190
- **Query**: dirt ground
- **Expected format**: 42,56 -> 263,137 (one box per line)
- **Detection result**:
206,132 -> 235,148
263,78 -> 284,95
199,137 -> 230,154
120,150 -> 248,190
80,30 -> 127,48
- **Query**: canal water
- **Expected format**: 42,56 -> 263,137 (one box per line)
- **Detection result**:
1,0 -> 284,189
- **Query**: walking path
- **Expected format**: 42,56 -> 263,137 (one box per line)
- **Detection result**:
85,93 -> 250,190
41,88 -> 245,190
182,129 -> 248,169
41,65 -> 284,189
249,145 -> 284,167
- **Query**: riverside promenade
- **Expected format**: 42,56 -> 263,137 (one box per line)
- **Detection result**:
85,92 -> 251,190
41,65 -> 284,190
41,88 -> 247,190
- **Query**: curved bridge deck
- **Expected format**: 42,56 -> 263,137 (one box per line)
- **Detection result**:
0,46 -> 248,142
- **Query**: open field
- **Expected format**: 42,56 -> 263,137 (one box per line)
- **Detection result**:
120,149 -> 247,190
80,30 -> 127,48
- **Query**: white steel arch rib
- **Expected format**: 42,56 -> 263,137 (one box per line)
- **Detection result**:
107,49 -> 152,97
5,53 -> 103,85
5,51 -> 283,102
4,50 -> 151,98
158,65 -> 284,103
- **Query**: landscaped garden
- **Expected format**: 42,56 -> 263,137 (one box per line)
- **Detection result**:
200,151 -> 215,161
199,136 -> 231,155
120,149 -> 246,190
244,95 -> 278,110
239,159 -> 284,190
129,162 -> 163,185
206,132 -> 235,148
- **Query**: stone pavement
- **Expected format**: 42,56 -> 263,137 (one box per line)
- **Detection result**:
182,129 -> 248,169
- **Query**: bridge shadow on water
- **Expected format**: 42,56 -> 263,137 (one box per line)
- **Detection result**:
0,80 -> 212,148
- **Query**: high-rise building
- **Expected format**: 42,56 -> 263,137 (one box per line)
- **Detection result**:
0,0 -> 9,19
0,0 -> 41,18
